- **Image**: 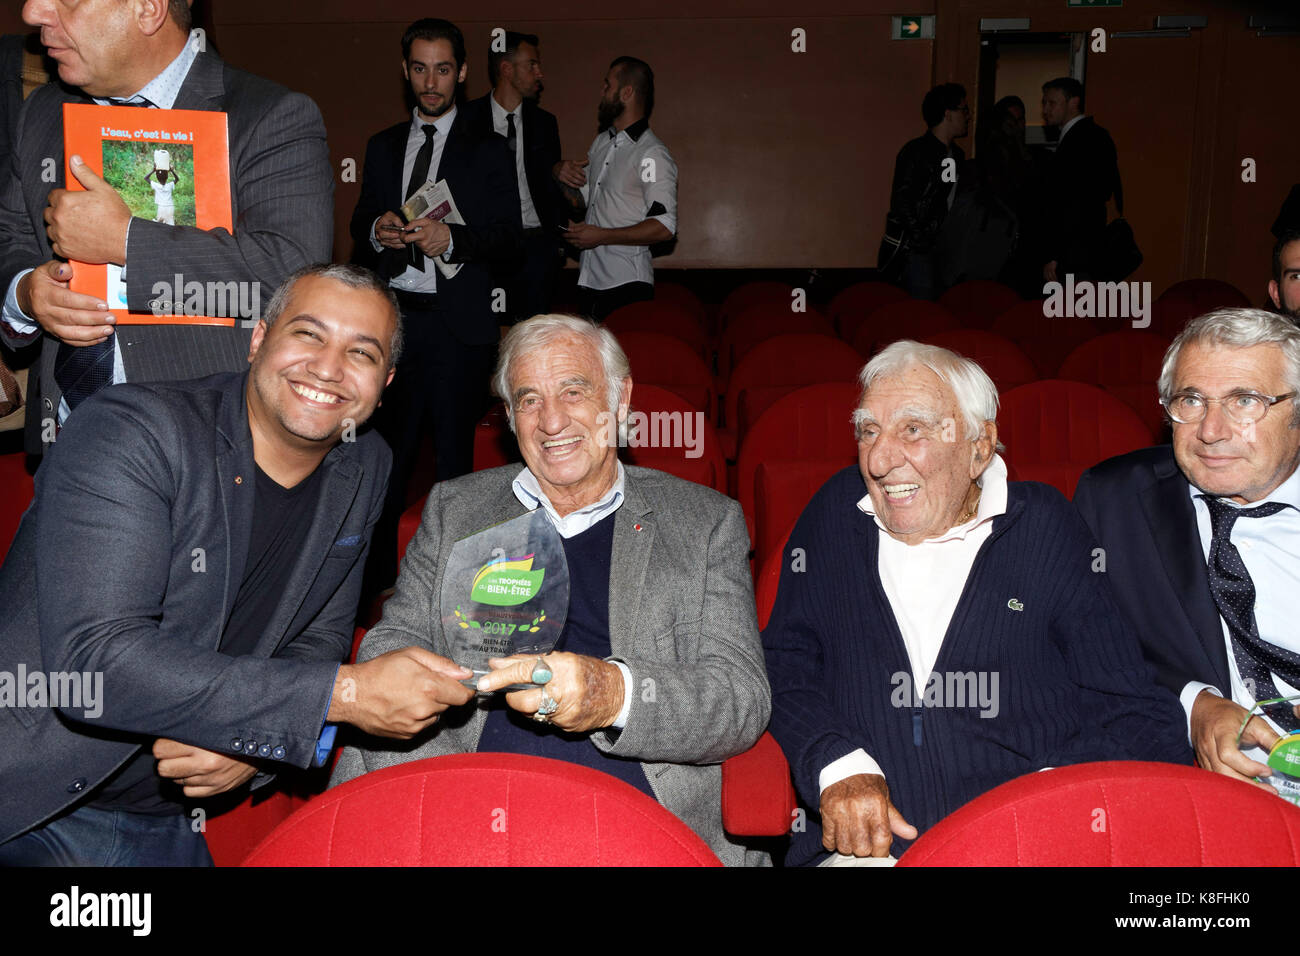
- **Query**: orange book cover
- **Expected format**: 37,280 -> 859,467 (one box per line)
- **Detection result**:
62,103 -> 233,326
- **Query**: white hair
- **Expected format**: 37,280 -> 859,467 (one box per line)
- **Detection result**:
852,340 -> 1000,442
492,314 -> 631,432
1158,308 -> 1300,425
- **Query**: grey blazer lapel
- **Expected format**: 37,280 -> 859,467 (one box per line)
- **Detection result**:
608,472 -> 655,659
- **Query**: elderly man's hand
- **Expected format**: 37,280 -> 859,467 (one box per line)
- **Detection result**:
478,651 -> 624,733
44,155 -> 131,265
819,773 -> 918,858
1190,689 -> 1279,788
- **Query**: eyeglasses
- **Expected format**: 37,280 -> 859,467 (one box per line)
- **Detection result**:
1160,389 -> 1296,425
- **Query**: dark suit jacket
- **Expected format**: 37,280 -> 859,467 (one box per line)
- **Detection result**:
1073,445 -> 1229,696
0,49 -> 334,452
460,93 -> 565,236
349,107 -> 522,346
1044,116 -> 1119,274
0,371 -> 390,844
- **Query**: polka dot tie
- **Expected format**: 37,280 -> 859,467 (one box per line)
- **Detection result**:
1200,495 -> 1300,732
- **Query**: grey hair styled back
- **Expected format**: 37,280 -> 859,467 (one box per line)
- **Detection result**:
1158,308 -> 1300,423
853,339 -> 1000,441
493,314 -> 631,430
261,263 -> 404,368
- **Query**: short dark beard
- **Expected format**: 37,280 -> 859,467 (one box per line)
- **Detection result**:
597,96 -> 623,132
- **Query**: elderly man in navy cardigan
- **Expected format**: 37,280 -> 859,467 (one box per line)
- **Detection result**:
763,341 -> 1191,865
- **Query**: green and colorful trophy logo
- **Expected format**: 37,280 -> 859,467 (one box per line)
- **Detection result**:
440,510 -> 570,689
469,553 -> 546,606
1237,694 -> 1300,806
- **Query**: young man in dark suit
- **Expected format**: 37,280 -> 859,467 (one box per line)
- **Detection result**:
461,30 -> 565,324
0,265 -> 476,866
1040,76 -> 1120,283
350,17 -> 522,591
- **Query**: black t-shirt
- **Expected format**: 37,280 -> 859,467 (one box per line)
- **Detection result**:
88,464 -> 324,815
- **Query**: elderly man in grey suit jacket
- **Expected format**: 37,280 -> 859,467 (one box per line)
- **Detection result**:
332,314 -> 771,866
0,265 -> 477,866
0,1 -> 332,453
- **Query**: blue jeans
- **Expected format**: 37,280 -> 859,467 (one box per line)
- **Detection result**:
0,804 -> 213,866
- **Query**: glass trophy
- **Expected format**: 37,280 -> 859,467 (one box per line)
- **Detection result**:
1236,693 -> 1300,806
440,510 -> 569,691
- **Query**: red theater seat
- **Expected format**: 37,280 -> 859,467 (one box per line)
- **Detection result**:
829,281 -> 910,338
242,754 -> 721,866
919,329 -> 1039,393
1058,331 -> 1172,441
624,383 -> 727,493
605,301 -> 709,360
719,280 -> 797,329
753,459 -> 851,563
204,788 -> 302,867
849,299 -> 961,358
939,279 -> 1023,329
898,761 -> 1300,866
717,303 -> 834,380
0,451 -> 35,561
473,403 -> 520,472
652,281 -> 708,326
734,381 -> 859,548
1157,278 -> 1251,311
990,299 -> 1104,378
723,337 -> 861,459
998,380 -> 1155,498
615,330 -> 715,418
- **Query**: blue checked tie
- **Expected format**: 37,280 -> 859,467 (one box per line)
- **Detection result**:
1200,494 -> 1300,732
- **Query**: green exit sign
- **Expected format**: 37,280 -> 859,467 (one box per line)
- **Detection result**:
1068,0 -> 1123,6
892,15 -> 935,39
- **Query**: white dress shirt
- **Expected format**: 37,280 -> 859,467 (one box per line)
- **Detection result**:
1180,465 -> 1300,764
369,107 -> 459,295
488,94 -> 539,229
819,456 -> 1010,793
1,31 -> 203,421
511,462 -> 633,727
577,120 -> 677,291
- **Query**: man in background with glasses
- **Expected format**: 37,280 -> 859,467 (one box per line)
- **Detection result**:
1075,309 -> 1300,795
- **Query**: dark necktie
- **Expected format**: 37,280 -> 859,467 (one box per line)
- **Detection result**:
505,112 -> 518,156
1200,494 -> 1300,732
54,94 -> 158,410
406,124 -> 436,271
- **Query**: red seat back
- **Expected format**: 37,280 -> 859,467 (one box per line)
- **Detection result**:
652,281 -> 708,326
849,299 -> 961,357
615,330 -> 715,418
624,383 -> 727,493
725,337 -> 861,447
605,301 -> 709,359
919,329 -> 1039,393
243,754 -> 722,866
719,281 -> 797,329
0,451 -> 35,561
990,300 -> 1104,378
473,403 -> 520,472
898,761 -> 1300,866
829,281 -> 910,338
1058,331 -> 1172,441
718,303 -> 834,379
998,379 -> 1155,498
1157,278 -> 1252,310
939,279 -> 1023,329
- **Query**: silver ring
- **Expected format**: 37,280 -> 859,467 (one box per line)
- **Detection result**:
530,657 -> 553,685
533,688 -> 559,723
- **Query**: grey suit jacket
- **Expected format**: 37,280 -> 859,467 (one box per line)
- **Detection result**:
0,371 -> 389,845
0,49 -> 333,452
330,465 -> 771,866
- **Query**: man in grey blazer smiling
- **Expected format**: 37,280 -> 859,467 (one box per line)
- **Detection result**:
0,0 -> 332,452
332,314 -> 771,865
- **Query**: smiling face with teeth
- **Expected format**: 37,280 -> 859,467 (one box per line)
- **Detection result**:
245,275 -> 397,482
508,332 -> 630,517
856,365 -> 996,546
